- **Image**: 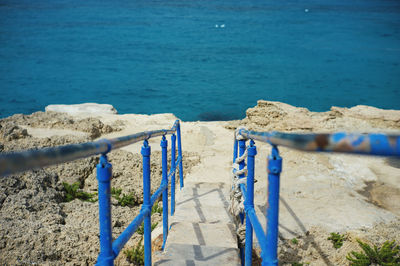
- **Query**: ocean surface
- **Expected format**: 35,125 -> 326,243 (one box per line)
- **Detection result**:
0,0 -> 399,121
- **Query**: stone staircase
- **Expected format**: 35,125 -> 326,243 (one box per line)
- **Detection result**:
154,181 -> 241,265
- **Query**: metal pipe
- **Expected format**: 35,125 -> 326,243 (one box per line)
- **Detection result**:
171,134 -> 177,215
0,120 -> 180,177
247,209 -> 267,252
0,140 -> 109,177
237,129 -> 400,157
167,168 -> 177,181
240,183 -> 247,202
233,135 -> 238,163
238,139 -> 246,264
245,141 -> 257,266
175,156 -> 181,167
264,146 -> 282,265
112,208 -> 149,257
96,154 -> 114,266
110,130 -> 172,150
161,136 -> 169,249
150,182 -> 168,207
141,140 -> 152,266
238,139 -> 246,224
177,122 -> 184,189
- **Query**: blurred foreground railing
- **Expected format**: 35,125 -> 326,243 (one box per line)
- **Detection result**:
232,129 -> 400,266
0,120 -> 184,266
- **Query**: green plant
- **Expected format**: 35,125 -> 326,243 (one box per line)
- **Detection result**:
111,187 -> 122,196
291,238 -> 299,245
346,239 -> 400,265
151,204 -> 163,215
328,232 -> 345,249
124,242 -> 144,265
62,182 -> 97,202
111,187 -> 137,207
136,222 -> 158,235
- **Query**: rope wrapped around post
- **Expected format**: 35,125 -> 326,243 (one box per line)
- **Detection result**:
232,127 -> 400,266
229,127 -> 253,248
229,147 -> 248,217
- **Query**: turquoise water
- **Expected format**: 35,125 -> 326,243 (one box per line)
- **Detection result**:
0,0 -> 399,121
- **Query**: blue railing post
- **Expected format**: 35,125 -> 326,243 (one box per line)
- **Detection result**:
141,140 -> 152,266
96,154 -> 114,266
177,122 -> 184,189
233,137 -> 238,163
238,139 -> 247,223
245,140 -> 257,266
171,134 -> 176,216
264,145 -> 282,266
161,136 -> 168,249
238,139 -> 247,265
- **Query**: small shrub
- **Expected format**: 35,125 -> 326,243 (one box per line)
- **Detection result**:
291,238 -> 299,245
111,187 -> 137,207
328,232 -> 345,249
124,243 -> 144,265
346,239 -> 400,265
111,187 -> 122,197
62,182 -> 97,202
151,222 -> 158,231
151,204 -> 163,215
136,222 -> 158,235
136,223 -> 144,235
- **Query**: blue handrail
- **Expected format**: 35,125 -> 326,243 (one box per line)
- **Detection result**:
237,129 -> 400,156
0,120 -> 179,177
0,120 -> 184,266
233,128 -> 400,266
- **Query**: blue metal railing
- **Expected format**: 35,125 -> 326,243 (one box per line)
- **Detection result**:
233,129 -> 400,266
0,120 -> 184,265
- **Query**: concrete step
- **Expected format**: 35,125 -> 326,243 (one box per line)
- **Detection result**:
175,183 -> 230,209
166,221 -> 237,248
157,181 -> 240,265
154,243 -> 240,265
171,203 -> 233,224
185,174 -> 231,184
178,182 -> 230,198
183,181 -> 230,191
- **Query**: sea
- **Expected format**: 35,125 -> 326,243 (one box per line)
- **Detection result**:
0,0 -> 399,121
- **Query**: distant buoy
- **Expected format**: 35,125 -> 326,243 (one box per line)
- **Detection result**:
215,24 -> 219,28
220,24 -> 225,28
304,9 -> 309,12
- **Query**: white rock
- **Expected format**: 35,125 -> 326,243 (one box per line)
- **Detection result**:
45,103 -> 118,115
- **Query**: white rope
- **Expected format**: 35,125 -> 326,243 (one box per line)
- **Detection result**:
229,146 -> 247,243
229,126 -> 254,246
235,126 -> 247,141
234,148 -> 247,164
237,224 -> 246,246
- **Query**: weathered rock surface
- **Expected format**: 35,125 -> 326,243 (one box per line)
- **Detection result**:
0,114 -> 200,265
239,100 -> 400,132
0,122 -> 30,142
84,150 -> 200,204
275,220 -> 400,265
46,103 -> 118,115
2,111 -> 124,139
